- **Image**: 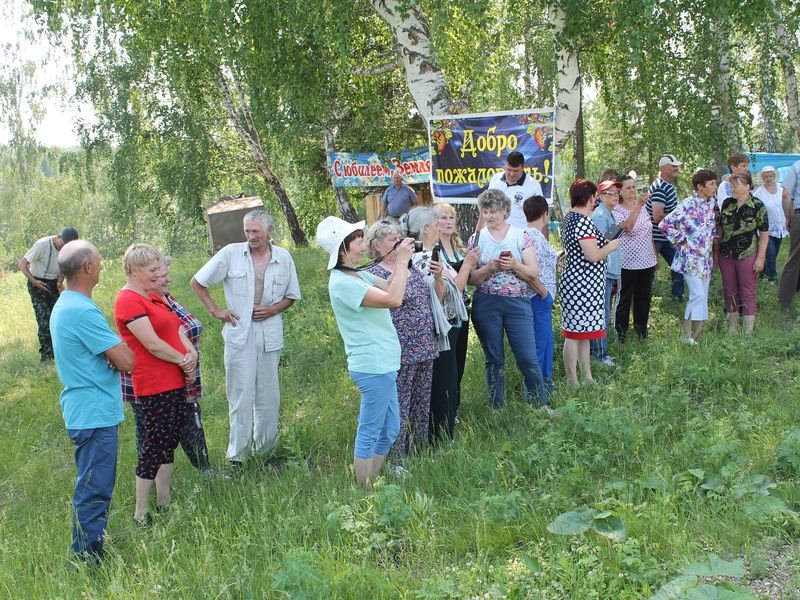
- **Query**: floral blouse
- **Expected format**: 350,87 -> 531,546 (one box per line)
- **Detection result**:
717,195 -> 769,260
467,226 -> 534,298
659,194 -> 717,278
526,227 -> 557,298
368,263 -> 438,364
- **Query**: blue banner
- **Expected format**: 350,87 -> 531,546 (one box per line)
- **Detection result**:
328,147 -> 430,187
747,152 -> 800,184
428,109 -> 555,203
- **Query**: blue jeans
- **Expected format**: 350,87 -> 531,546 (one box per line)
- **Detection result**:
472,292 -> 546,408
349,371 -> 400,459
530,292 -> 554,392
67,426 -> 119,559
654,239 -> 685,298
591,277 -> 618,359
764,236 -> 782,279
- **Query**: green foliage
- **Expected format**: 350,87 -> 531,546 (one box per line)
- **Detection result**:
547,506 -> 627,542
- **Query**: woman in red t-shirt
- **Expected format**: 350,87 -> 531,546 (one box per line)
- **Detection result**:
113,243 -> 197,526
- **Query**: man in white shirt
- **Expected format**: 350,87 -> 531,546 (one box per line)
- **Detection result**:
18,226 -> 79,362
488,151 -> 543,229
191,210 -> 301,466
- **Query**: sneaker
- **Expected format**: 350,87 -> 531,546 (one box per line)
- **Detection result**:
598,355 -> 616,367
683,337 -> 698,346
540,404 -> 555,418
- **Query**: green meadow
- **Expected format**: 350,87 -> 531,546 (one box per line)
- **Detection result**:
1,248 -> 799,598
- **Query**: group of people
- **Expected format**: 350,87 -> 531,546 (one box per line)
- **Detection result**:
26,151 -> 800,563
42,210 -> 300,564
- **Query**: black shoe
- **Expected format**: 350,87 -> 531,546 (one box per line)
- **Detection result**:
133,513 -> 154,528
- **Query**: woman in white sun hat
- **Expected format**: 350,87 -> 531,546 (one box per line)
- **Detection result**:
316,216 -> 416,489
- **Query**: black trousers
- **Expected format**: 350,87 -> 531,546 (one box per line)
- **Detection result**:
132,401 -> 211,472
615,267 -> 655,340
430,326 -> 460,442
454,318 -> 470,408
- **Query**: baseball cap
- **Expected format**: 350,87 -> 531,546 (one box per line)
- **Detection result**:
658,154 -> 682,167
598,180 -> 622,193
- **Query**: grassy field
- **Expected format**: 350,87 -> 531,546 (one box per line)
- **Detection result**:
1,246 -> 800,598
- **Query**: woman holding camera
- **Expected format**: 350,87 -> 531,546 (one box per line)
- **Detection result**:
434,202 -> 473,408
468,189 -> 547,410
366,220 -> 438,458
316,216 -> 415,488
560,180 -> 620,387
403,207 -> 476,441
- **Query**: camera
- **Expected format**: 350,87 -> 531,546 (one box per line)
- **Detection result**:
413,241 -> 424,253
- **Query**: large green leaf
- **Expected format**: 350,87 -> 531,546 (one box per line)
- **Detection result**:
592,513 -> 627,542
681,555 -> 745,578
546,507 -> 595,536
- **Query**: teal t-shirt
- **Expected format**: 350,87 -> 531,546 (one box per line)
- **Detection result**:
50,290 -> 125,429
328,269 -> 401,374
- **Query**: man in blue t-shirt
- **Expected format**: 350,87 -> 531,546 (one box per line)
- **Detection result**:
646,154 -> 685,300
379,172 -> 419,222
49,240 -> 133,564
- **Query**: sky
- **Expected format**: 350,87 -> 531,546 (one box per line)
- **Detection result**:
0,0 -> 87,147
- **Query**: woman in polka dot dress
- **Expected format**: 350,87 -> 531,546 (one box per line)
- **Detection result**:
559,179 -> 621,387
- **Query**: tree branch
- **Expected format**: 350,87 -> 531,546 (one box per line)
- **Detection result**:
349,55 -> 402,76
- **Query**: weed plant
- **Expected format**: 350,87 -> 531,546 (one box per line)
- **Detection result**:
1,247 -> 799,597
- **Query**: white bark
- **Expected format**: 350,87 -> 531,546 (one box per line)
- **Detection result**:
550,2 -> 581,151
770,0 -> 800,145
216,68 -> 309,245
713,21 -> 739,155
323,126 -> 358,223
370,0 -> 459,121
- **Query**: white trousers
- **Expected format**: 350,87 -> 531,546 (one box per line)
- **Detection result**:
683,274 -> 710,321
223,323 -> 282,461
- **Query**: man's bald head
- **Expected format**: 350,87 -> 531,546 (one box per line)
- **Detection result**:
59,240 -> 98,279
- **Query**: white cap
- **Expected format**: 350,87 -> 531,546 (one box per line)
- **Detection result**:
760,165 -> 777,174
658,154 -> 682,167
315,216 -> 366,270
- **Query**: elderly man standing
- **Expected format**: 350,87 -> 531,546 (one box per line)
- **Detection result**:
19,226 -> 79,362
50,240 -> 134,565
778,160 -> 800,309
191,210 -> 301,467
488,151 -> 543,229
646,154 -> 685,301
379,171 -> 419,223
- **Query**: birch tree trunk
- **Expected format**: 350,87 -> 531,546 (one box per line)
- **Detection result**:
550,2 -> 581,152
216,70 -> 309,246
323,127 -> 358,223
370,0 -> 459,123
713,21 -> 739,159
759,44 -> 778,153
770,0 -> 800,145
369,1 -> 476,239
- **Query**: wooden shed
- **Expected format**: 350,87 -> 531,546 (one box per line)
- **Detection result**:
204,195 -> 264,254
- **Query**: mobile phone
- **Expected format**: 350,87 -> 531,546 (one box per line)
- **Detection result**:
431,244 -> 440,263
473,229 -> 481,248
499,250 -> 512,259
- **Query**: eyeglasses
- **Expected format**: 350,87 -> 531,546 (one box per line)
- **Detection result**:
602,190 -> 620,196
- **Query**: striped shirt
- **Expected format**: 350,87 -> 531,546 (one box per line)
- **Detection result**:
646,177 -> 678,243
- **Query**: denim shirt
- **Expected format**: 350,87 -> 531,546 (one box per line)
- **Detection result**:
591,204 -> 621,278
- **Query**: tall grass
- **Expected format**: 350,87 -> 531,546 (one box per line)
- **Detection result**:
1,247 -> 799,597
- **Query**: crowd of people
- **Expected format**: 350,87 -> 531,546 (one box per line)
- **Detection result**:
31,152 -> 800,564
